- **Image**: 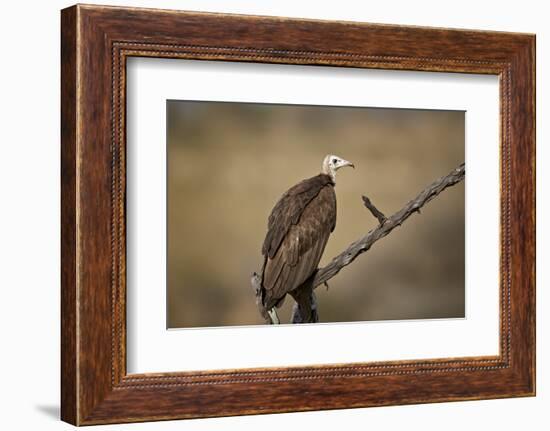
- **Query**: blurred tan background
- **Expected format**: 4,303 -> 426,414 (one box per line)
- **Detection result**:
167,101 -> 465,328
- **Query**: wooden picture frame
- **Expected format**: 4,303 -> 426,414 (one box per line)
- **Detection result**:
61,4 -> 535,425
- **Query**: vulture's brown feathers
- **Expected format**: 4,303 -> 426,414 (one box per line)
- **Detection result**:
260,173 -> 336,310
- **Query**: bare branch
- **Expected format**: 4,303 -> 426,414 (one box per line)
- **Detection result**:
310,162 -> 465,290
362,195 -> 387,224
251,272 -> 272,324
253,162 -> 465,324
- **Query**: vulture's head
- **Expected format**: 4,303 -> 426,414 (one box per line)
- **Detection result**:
322,154 -> 355,182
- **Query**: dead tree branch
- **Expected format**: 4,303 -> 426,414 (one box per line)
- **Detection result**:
310,162 -> 465,292
361,195 -> 387,224
254,162 -> 465,324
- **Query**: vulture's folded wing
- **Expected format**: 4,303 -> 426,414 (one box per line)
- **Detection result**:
262,174 -> 334,259
262,184 -> 336,309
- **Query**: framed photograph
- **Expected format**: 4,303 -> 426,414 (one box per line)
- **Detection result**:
61,4 -> 535,425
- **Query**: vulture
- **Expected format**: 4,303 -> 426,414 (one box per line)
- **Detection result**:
260,154 -> 354,323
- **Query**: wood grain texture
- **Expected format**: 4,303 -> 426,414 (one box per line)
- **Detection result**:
60,5 -> 78,425
60,4 -> 536,425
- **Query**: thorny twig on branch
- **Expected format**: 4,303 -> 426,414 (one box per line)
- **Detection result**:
253,162 -> 466,324
361,195 -> 387,225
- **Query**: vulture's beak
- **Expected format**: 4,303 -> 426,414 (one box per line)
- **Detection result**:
342,159 -> 355,169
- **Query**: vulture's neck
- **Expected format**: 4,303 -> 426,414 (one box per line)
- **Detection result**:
321,167 -> 336,184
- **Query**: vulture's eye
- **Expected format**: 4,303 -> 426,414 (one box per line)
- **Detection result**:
332,158 -> 338,164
